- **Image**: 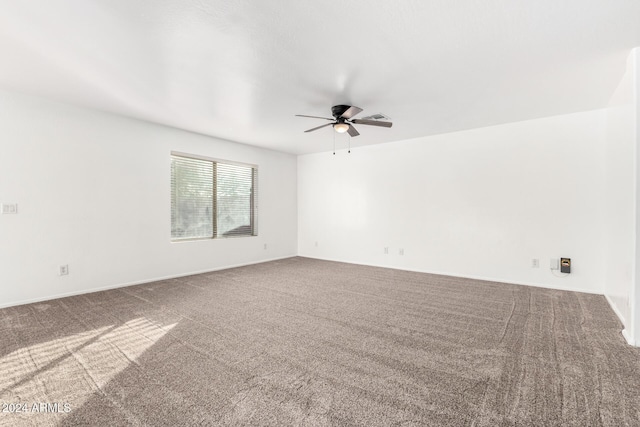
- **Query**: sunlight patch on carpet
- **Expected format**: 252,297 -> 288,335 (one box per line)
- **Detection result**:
0,317 -> 176,423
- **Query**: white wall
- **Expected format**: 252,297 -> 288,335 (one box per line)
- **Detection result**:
299,110 -> 607,294
604,48 -> 638,344
0,90 -> 297,308
630,48 -> 640,346
633,49 -> 640,346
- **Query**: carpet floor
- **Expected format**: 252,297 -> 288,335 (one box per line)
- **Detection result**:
1,257 -> 639,426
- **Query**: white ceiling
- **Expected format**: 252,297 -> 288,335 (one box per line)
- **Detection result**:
1,1 -> 639,154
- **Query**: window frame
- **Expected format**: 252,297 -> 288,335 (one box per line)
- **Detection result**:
170,151 -> 258,242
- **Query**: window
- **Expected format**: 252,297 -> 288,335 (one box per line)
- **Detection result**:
171,153 -> 257,240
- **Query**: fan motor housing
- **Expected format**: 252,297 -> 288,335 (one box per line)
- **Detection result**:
331,105 -> 352,118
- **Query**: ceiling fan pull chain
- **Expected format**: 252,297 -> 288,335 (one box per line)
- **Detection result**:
348,134 -> 351,154
333,130 -> 335,155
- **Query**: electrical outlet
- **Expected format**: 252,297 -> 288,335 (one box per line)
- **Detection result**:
264,243 -> 267,250
532,258 -> 539,268
314,241 -> 318,247
384,247 -> 389,254
1,203 -> 17,214
59,265 -> 69,276
550,258 -> 559,270
399,248 -> 404,256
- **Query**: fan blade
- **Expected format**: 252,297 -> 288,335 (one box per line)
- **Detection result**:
340,106 -> 363,119
304,123 -> 334,133
295,114 -> 334,121
347,124 -> 360,137
351,119 -> 393,128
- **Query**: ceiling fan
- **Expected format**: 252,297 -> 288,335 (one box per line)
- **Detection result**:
295,105 -> 392,137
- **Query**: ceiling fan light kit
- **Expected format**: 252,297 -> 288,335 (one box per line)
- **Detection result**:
296,104 -> 393,138
333,123 -> 350,133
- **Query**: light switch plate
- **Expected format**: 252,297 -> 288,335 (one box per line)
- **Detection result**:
1,203 -> 17,214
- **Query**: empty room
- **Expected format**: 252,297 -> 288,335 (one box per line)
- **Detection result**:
2,1 -> 640,426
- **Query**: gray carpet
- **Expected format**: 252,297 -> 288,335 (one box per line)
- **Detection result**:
1,257 -> 639,426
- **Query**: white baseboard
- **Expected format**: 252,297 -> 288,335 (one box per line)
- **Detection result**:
299,255 -> 602,295
0,255 -> 296,310
621,329 -> 635,346
604,294 -> 627,326
603,294 -> 636,346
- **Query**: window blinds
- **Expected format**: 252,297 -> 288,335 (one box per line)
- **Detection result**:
171,154 -> 257,240
216,162 -> 256,237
